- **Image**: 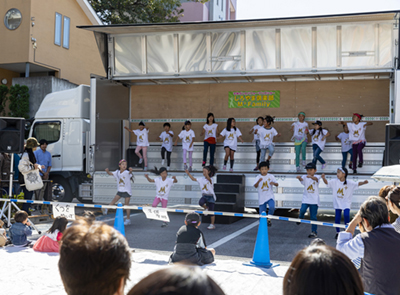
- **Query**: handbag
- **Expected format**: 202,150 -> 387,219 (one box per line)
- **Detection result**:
21,162 -> 44,191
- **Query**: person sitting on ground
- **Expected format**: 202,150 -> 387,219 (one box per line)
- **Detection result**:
59,219 -> 131,295
33,216 -> 68,252
80,210 -> 96,224
9,210 -> 32,247
128,264 -> 225,295
0,219 -> 9,247
169,212 -> 215,266
386,186 -> 400,233
283,244 -> 364,295
377,184 -> 398,223
336,196 -> 400,295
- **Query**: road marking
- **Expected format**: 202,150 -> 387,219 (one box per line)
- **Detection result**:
207,221 -> 259,249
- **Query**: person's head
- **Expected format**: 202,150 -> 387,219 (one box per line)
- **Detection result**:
25,137 -> 40,154
203,165 -> 217,178
343,124 -> 349,133
359,196 -> 390,231
39,139 -> 48,151
206,113 -> 215,124
150,166 -> 168,180
259,161 -> 270,176
14,210 -> 28,224
119,159 -> 127,172
312,120 -> 322,131
127,265 -> 225,295
59,220 -> 131,295
264,115 -> 274,127
336,167 -> 348,184
163,122 -> 171,132
386,186 -> 400,215
256,116 -> 264,126
139,121 -> 145,130
378,185 -> 395,205
283,245 -> 364,295
226,118 -> 236,131
48,216 -> 68,234
305,163 -> 316,176
184,120 -> 192,131
298,112 -> 306,123
184,212 -> 201,228
352,113 -> 363,123
81,210 -> 96,224
309,238 -> 326,247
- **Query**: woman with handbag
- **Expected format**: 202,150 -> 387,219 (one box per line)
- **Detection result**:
18,137 -> 44,214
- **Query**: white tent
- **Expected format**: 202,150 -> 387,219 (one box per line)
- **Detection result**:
372,165 -> 400,182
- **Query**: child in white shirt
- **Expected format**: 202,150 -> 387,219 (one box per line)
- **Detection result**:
249,116 -> 264,171
145,167 -> 178,227
321,167 -> 368,238
125,121 -> 149,171
255,115 -> 281,163
200,113 -> 219,167
296,162 -> 321,238
291,112 -> 309,172
159,122 -> 174,170
335,124 -> 353,169
175,121 -> 195,171
309,120 -> 330,170
218,118 -> 244,172
253,161 -> 278,226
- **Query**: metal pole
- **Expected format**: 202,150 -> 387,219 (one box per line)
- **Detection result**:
7,154 -> 14,226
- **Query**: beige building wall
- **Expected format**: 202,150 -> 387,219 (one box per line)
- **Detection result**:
0,68 -> 20,87
129,79 -> 389,143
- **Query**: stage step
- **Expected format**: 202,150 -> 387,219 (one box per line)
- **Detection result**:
214,183 -> 241,193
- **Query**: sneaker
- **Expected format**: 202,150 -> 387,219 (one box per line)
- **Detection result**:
253,167 -> 258,171
161,222 -> 168,227
102,208 -> 108,215
267,219 -> 272,227
167,166 -> 170,171
138,158 -> 143,164
188,166 -> 192,172
124,219 -> 131,225
184,164 -> 188,170
321,164 -> 326,170
353,169 -> 357,174
207,224 -> 216,230
223,165 -> 226,170
335,233 -> 339,239
202,161 -> 206,167
308,232 -> 318,238
349,162 -> 353,169
358,162 -> 363,168
229,168 -> 233,173
296,166 -> 301,172
203,208 -> 209,216
143,167 -> 147,171
161,159 -> 165,165
302,160 -> 306,167
296,222 -> 301,225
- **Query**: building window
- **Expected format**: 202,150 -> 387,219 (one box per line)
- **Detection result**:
55,13 -> 62,46
4,8 -> 22,30
63,16 -> 70,49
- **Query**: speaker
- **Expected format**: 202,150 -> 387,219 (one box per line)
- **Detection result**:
127,148 -> 144,169
0,117 -> 25,153
384,124 -> 400,166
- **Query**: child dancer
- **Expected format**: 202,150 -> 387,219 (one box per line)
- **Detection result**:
145,167 -> 178,227
335,124 -> 353,169
309,120 -> 330,169
253,161 -> 278,226
159,122 -> 174,170
256,115 -> 281,163
200,113 -> 219,167
103,159 -> 134,225
9,210 -> 32,247
321,167 -> 368,238
185,165 -> 218,230
340,114 -> 373,174
218,118 -> 243,172
296,162 -> 321,238
124,121 -> 149,171
291,112 -> 309,172
175,121 -> 195,171
33,216 -> 68,252
249,116 -> 264,171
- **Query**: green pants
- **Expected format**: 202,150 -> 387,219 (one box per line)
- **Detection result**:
295,141 -> 307,167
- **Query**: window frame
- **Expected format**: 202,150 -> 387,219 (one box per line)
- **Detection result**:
4,8 -> 22,30
54,12 -> 62,46
32,121 -> 62,145
62,16 -> 70,49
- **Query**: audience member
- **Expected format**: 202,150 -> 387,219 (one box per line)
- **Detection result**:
378,184 -> 398,222
336,196 -> 400,295
80,210 -> 96,223
33,216 -> 68,252
59,220 -> 131,295
283,244 -> 364,295
386,186 -> 400,233
127,265 -> 225,295
9,210 -> 32,247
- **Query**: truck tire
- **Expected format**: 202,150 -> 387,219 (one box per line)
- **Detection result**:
50,176 -> 73,202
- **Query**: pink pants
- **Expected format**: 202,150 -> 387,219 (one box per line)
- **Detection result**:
135,146 -> 148,167
183,149 -> 193,166
152,197 -> 168,208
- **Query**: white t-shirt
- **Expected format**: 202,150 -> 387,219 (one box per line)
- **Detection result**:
154,177 -> 175,200
133,129 -> 149,147
252,125 -> 263,141
258,127 -> 278,148
300,175 -> 321,205
310,129 -> 328,150
291,121 -> 309,141
327,178 -> 359,209
347,122 -> 367,142
203,123 -> 218,140
178,129 -> 195,151
220,128 -> 242,151
159,131 -> 174,152
253,174 -> 276,205
197,177 -> 216,201
112,170 -> 132,195
337,132 -> 352,152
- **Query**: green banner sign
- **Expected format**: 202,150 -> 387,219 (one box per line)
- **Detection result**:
228,91 -> 280,108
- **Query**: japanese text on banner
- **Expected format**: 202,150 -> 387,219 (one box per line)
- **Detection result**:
228,91 -> 280,108
53,203 -> 76,220
143,207 -> 170,222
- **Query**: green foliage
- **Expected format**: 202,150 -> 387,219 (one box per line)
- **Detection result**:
8,84 -> 30,119
0,85 -> 8,116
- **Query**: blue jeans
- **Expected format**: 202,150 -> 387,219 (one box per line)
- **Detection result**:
335,208 -> 350,233
299,203 -> 318,233
203,141 -> 216,166
259,199 -> 275,215
341,150 -> 353,168
260,144 -> 275,163
312,144 -> 325,165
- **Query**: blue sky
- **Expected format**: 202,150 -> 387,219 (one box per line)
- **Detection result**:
236,0 -> 400,20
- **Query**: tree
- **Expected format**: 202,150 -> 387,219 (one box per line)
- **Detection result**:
8,84 -> 30,119
0,85 -> 8,116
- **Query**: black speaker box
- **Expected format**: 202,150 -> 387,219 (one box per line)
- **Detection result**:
384,124 -> 400,166
0,117 -> 25,153
127,148 -> 144,169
